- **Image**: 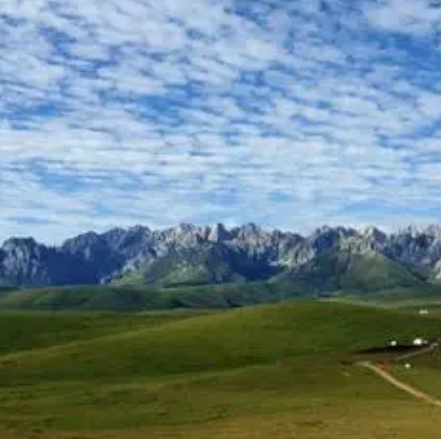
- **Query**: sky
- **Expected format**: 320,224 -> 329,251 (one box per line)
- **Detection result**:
1,0 -> 441,243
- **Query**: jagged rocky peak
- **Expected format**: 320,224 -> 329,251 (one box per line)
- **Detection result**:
115,225 -> 152,242
129,225 -> 151,233
393,225 -> 441,248
353,226 -> 388,252
233,223 -> 270,246
396,224 -> 441,241
270,228 -> 304,246
425,225 -> 441,239
309,225 -> 358,252
6,222 -> 441,288
62,231 -> 102,251
61,231 -> 117,265
156,223 -> 204,247
105,226 -> 152,252
1,237 -> 50,263
336,226 -> 388,254
237,222 -> 261,236
386,225 -> 441,269
176,223 -> 197,234
2,237 -> 40,251
0,237 -> 78,287
208,223 -> 230,242
363,226 -> 387,242
340,235 -> 381,254
310,225 -> 358,239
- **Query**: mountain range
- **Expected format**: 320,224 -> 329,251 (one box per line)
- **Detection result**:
2,223 -> 441,296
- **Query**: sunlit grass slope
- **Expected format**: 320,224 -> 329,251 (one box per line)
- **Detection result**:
391,343 -> 441,401
336,285 -> 441,310
0,301 -> 441,438
1,301 -> 441,384
0,309 -> 209,356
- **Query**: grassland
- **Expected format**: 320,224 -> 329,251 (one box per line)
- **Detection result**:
389,343 -> 441,403
1,281 -> 439,315
0,301 -> 441,438
330,285 -> 441,310
0,282 -> 309,312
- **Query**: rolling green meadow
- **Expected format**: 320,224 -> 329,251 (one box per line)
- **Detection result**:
0,301 -> 440,438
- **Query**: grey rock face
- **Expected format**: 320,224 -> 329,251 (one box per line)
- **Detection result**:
385,226 -> 441,269
2,223 -> 441,287
208,223 -> 231,243
0,238 -> 89,287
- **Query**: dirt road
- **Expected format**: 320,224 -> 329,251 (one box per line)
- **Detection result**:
359,361 -> 441,408
396,341 -> 439,361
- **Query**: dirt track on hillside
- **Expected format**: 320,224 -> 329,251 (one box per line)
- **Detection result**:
360,361 -> 441,408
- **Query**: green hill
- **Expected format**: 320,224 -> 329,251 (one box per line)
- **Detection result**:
0,285 -> 163,311
0,301 -> 440,385
274,249 -> 424,294
0,302 -> 441,438
336,285 -> 441,310
0,280 -> 311,312
0,309 -> 207,356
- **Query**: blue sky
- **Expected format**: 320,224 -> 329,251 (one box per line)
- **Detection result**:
1,0 -> 441,243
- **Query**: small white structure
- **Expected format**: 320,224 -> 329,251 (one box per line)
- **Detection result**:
405,363 -> 412,369
390,340 -> 398,347
413,337 -> 428,346
419,309 -> 429,315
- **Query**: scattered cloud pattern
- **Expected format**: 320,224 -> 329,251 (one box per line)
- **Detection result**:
1,0 -> 441,242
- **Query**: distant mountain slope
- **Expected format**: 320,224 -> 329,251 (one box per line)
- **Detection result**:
0,238 -> 92,287
116,243 -> 280,287
273,249 -> 424,294
1,223 -> 441,299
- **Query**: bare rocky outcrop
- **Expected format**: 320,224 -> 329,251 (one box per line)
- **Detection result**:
2,223 -> 441,287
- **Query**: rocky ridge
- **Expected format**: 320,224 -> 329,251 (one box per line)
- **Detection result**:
1,223 -> 441,288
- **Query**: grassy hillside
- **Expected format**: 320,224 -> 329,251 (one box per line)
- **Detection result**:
274,249 -> 424,294
0,302 -> 441,437
0,302 -> 441,438
0,281 -> 311,311
0,285 -> 163,311
0,309 -> 209,356
337,285 -> 441,310
2,360 -> 436,439
2,301 -> 441,384
0,286 -> 18,294
392,346 -> 441,401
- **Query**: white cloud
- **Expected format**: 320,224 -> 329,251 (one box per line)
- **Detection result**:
0,0 -> 441,242
364,0 -> 441,36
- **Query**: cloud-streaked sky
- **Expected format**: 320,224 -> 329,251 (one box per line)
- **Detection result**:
1,0 -> 441,243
